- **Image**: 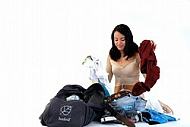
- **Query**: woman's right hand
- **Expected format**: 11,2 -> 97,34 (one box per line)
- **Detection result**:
150,40 -> 157,52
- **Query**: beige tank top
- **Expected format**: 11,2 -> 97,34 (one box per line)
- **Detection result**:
108,54 -> 140,86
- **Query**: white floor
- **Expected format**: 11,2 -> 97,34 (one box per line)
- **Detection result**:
87,120 -> 190,127
1,1 -> 190,127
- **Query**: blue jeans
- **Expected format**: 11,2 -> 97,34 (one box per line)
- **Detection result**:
116,93 -> 147,111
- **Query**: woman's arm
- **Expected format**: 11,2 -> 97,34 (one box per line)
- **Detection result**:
106,55 -> 113,83
137,53 -> 147,79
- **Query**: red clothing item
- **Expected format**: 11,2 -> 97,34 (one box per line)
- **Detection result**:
132,40 -> 160,96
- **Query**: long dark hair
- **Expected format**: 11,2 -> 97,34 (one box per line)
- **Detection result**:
109,24 -> 138,61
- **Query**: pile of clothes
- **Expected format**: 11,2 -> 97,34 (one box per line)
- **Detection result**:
82,53 -> 179,125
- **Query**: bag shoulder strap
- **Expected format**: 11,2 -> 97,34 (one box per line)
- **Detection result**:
56,84 -> 86,100
105,90 -> 136,127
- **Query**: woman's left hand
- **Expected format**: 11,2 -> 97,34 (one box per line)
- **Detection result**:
150,40 -> 157,52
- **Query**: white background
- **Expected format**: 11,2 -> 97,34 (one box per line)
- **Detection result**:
0,0 -> 190,126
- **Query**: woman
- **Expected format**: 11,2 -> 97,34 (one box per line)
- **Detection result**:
106,24 -> 173,114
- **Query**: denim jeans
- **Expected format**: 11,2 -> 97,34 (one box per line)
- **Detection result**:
116,93 -> 147,111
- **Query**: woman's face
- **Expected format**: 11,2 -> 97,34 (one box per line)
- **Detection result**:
114,31 -> 126,51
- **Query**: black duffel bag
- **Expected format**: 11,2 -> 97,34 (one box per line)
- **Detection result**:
39,83 -> 106,127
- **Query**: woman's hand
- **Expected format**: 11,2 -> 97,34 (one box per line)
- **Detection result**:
150,40 -> 157,52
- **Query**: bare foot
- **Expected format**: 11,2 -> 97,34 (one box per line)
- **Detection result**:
158,100 -> 174,114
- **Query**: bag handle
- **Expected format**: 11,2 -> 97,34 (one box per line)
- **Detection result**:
105,90 -> 136,127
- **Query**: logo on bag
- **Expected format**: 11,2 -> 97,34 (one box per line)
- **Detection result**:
58,105 -> 73,121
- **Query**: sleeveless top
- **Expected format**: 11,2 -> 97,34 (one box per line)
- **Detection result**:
107,53 -> 141,86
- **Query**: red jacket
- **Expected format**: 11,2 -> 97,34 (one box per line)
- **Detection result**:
132,40 -> 160,96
